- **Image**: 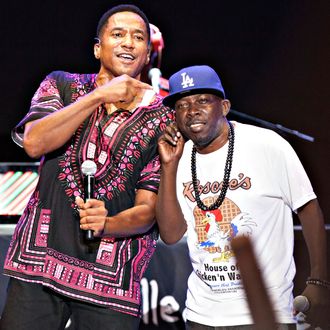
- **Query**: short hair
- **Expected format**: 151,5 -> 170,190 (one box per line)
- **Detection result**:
96,4 -> 151,45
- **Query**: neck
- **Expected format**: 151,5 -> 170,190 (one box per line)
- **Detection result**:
96,72 -> 113,87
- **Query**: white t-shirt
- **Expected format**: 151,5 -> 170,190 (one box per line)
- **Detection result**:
176,122 -> 316,326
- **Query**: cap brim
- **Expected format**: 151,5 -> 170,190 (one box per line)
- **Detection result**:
162,88 -> 225,108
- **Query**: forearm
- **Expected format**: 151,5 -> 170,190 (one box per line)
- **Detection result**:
23,89 -> 103,158
104,204 -> 156,238
156,165 -> 187,245
298,199 -> 328,279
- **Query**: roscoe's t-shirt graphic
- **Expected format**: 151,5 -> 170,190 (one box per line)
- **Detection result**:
182,173 -> 257,294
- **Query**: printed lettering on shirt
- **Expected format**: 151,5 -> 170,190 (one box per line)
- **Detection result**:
182,173 -> 251,203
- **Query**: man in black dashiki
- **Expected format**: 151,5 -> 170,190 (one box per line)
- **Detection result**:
0,4 -> 175,330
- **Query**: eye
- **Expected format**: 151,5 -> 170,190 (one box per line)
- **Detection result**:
175,102 -> 189,111
197,97 -> 209,104
134,34 -> 145,41
111,31 -> 124,38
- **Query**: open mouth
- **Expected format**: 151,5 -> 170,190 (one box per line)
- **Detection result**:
117,53 -> 135,62
188,122 -> 205,132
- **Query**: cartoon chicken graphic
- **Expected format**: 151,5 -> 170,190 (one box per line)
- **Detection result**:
195,197 -> 256,262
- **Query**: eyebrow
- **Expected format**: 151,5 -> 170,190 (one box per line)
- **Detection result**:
111,27 -> 146,35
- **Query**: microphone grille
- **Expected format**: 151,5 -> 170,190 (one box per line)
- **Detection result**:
81,160 -> 97,176
293,295 -> 310,313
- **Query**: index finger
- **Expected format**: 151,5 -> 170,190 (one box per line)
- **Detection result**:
75,196 -> 85,208
165,124 -> 181,138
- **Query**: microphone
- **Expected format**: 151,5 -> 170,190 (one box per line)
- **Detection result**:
148,67 -> 162,94
293,295 -> 310,313
81,160 -> 97,240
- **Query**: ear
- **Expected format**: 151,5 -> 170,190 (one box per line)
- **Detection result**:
145,47 -> 151,65
222,99 -> 231,116
94,42 -> 101,60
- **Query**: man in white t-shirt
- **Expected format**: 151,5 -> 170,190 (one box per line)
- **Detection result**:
156,65 -> 329,329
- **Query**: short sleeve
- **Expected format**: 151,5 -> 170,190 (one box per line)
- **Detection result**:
269,133 -> 316,212
136,155 -> 161,193
12,71 -> 67,147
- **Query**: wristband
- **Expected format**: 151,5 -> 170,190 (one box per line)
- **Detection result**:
306,277 -> 330,289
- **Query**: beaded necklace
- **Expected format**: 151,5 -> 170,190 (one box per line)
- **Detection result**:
191,121 -> 234,211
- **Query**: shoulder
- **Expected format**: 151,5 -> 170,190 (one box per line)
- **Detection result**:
234,121 -> 289,145
145,95 -> 176,124
233,121 -> 297,158
234,121 -> 278,137
37,71 -> 95,105
46,71 -> 95,84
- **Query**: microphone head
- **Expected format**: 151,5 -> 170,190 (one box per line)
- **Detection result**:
148,67 -> 162,79
81,160 -> 97,176
293,295 -> 310,313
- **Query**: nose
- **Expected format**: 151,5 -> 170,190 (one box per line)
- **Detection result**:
187,104 -> 200,117
122,34 -> 134,48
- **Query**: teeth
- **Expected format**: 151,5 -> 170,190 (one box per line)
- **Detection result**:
190,123 -> 203,128
119,54 -> 134,60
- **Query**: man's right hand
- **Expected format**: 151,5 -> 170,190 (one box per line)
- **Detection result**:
94,74 -> 153,111
157,124 -> 185,166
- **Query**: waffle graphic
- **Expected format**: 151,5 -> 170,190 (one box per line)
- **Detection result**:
194,197 -> 241,254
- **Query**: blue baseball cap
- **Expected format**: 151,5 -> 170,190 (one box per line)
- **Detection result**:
162,65 -> 226,108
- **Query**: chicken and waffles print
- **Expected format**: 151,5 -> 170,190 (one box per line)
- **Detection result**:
192,197 -> 257,293
194,197 -> 256,262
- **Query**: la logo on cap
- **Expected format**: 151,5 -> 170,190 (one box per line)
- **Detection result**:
181,72 -> 194,88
